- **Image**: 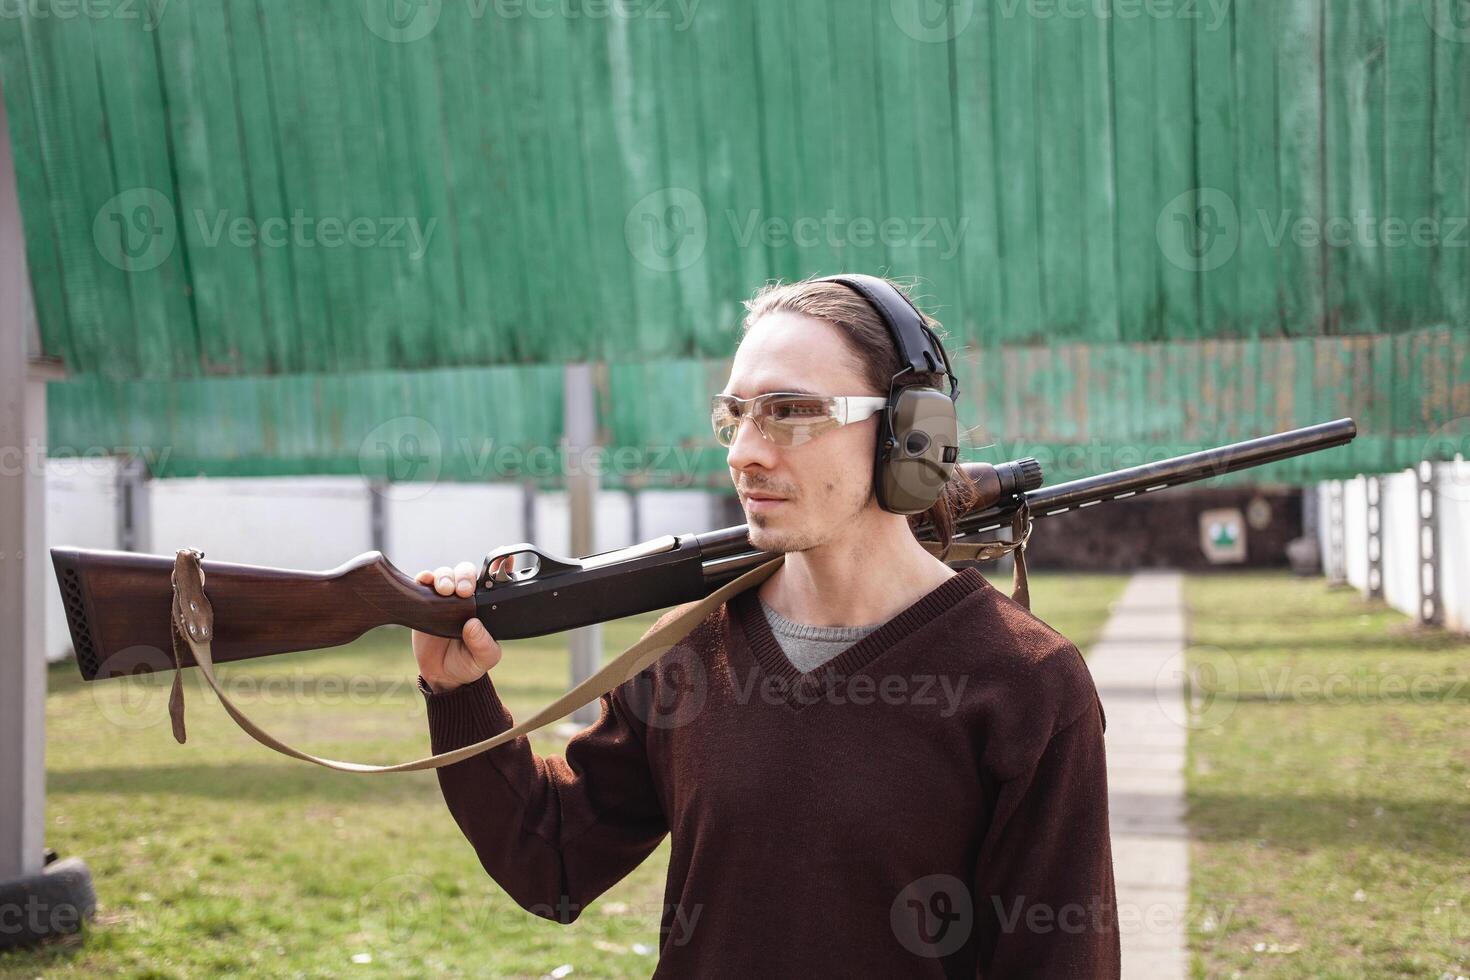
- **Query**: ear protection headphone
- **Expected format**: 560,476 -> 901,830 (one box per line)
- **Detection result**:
814,274 -> 961,516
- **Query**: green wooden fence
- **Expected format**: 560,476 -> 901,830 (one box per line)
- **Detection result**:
5,0 -> 1468,483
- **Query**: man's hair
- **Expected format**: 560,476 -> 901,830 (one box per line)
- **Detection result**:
739,275 -> 979,556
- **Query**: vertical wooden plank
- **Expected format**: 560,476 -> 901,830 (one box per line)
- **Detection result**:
609,9 -> 679,357
876,6 -> 925,280
951,0 -> 1002,348
1153,3 -> 1198,340
827,0 -> 888,278
1275,0 -> 1326,337
1111,0 -> 1156,342
658,6 -> 717,350
695,1 -> 770,341
1080,7 -> 1119,343
1194,0 -> 1238,338
0,16 -> 72,364
992,3 -> 1042,342
1034,9 -> 1086,338
1430,21 -> 1469,332
1383,0 -> 1434,330
1231,0 -> 1283,337
35,10 -> 133,377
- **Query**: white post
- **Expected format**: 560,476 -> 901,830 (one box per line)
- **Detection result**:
564,363 -> 602,725
1,74 -> 93,948
0,71 -> 47,885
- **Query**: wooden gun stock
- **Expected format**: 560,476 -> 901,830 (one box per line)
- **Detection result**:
53,549 -> 471,680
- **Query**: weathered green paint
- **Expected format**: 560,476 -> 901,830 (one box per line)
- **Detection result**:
4,0 -> 1467,380
5,2 -> 1468,486
50,327 -> 1468,488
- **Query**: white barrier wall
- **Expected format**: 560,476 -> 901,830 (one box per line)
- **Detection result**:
1316,462 -> 1470,635
43,457 -> 124,665
42,463 -> 725,663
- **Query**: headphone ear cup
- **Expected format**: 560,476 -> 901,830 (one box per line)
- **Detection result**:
876,387 -> 959,516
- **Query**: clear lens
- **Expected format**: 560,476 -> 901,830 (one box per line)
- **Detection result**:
712,393 -> 846,448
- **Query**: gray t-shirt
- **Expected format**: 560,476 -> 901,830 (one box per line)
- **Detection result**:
758,597 -> 882,673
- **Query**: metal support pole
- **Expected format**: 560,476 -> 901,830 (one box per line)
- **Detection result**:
1365,475 -> 1383,600
0,73 -> 95,946
564,363 -> 602,725
1326,480 -> 1346,585
1417,461 -> 1441,626
116,455 -> 151,553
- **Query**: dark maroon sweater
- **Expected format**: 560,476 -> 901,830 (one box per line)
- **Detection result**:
421,567 -> 1120,977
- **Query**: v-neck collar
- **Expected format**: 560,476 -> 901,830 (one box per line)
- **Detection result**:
729,566 -> 989,711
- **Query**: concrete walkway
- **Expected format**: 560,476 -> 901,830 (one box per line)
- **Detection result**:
1088,570 -> 1190,980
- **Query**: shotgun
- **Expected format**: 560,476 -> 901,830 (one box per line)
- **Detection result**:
52,418 -> 1356,682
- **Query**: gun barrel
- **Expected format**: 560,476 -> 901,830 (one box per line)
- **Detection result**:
954,417 -> 1358,538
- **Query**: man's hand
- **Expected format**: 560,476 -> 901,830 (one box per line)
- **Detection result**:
412,559 -> 505,694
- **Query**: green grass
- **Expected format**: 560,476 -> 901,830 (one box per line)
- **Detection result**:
1183,572 -> 1470,980
1,570 -> 1122,979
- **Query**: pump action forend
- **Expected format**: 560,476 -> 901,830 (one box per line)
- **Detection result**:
52,419 -> 1354,682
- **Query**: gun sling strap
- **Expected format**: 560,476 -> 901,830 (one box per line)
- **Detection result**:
165,514 -> 1032,775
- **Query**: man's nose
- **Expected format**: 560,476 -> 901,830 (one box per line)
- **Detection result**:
725,414 -> 778,472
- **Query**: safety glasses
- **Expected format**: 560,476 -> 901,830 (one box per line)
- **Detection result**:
710,392 -> 889,448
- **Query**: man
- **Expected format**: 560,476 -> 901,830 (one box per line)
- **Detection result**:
411,275 -> 1120,977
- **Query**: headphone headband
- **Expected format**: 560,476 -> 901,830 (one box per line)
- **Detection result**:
814,273 -> 958,400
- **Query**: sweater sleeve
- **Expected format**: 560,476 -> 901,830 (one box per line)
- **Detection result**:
972,693 -> 1121,978
421,670 -> 668,923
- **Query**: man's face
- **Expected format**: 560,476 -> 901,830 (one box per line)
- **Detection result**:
721,311 -> 884,553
